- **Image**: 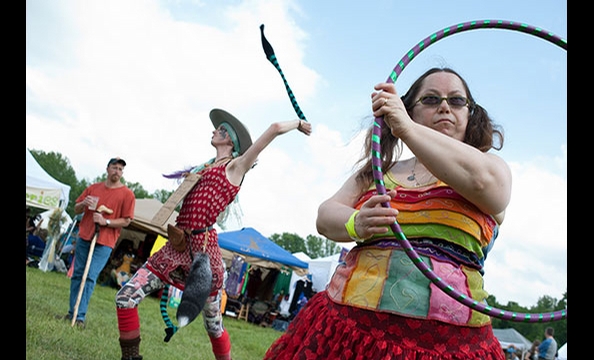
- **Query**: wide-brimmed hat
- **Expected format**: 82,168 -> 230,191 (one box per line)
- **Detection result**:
209,108 -> 253,155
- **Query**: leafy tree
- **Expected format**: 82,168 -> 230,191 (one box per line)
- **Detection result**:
125,180 -> 151,199
489,292 -> 567,349
304,234 -> 322,257
153,189 -> 175,204
553,290 -> 567,346
269,233 -> 342,259
269,232 -> 307,255
305,234 -> 342,259
70,179 -> 91,213
151,189 -> 181,212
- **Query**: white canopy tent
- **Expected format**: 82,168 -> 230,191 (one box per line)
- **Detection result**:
307,253 -> 341,293
293,246 -> 353,294
557,342 -> 567,360
492,328 -> 532,359
26,148 -> 71,210
287,250 -> 346,306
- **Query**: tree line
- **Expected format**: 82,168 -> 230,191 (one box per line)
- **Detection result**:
28,148 -> 567,345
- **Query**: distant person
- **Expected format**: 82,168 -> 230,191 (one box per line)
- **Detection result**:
114,109 -> 311,360
278,294 -> 291,318
60,238 -> 76,269
506,345 -> 519,360
278,294 -> 291,321
55,157 -> 135,328
525,339 -> 541,360
26,207 -> 37,234
538,327 -> 558,360
27,228 -> 48,263
110,239 -> 137,288
26,207 -> 42,264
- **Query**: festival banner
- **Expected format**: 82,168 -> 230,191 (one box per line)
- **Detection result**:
26,187 -> 62,210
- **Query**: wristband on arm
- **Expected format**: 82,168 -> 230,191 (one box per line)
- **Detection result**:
344,210 -> 370,243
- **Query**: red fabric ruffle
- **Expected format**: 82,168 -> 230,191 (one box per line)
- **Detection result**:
264,291 -> 505,360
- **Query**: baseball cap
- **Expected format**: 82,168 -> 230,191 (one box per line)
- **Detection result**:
107,157 -> 127,167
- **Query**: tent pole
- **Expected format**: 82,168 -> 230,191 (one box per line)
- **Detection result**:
57,218 -> 77,256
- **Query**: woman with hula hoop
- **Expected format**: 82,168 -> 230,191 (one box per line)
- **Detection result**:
265,67 -> 511,359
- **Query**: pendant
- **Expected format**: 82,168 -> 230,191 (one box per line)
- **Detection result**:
407,175 -> 415,181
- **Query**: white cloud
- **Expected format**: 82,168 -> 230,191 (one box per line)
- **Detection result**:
483,155 -> 567,306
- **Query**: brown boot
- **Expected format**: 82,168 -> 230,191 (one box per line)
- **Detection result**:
119,337 -> 142,360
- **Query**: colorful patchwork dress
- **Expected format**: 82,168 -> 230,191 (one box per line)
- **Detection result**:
265,174 -> 506,360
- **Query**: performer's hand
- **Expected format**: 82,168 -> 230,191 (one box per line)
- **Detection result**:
297,120 -> 312,135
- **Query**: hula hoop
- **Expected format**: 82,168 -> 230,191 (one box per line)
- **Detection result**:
373,20 -> 566,322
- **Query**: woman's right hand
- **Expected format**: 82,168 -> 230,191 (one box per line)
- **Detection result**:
354,189 -> 399,240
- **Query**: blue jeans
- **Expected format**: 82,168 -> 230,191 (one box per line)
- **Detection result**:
68,236 -> 112,321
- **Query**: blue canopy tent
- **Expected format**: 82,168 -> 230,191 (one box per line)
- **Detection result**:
218,227 -> 308,276
218,227 -> 309,311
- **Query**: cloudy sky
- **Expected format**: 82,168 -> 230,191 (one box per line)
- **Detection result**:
26,0 -> 566,308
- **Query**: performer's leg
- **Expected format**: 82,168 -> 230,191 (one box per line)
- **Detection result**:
203,290 -> 231,360
115,264 -> 164,360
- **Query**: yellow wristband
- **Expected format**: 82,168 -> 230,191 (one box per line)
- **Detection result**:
345,210 -> 367,243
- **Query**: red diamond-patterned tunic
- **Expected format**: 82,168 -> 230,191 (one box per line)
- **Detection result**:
146,163 -> 240,293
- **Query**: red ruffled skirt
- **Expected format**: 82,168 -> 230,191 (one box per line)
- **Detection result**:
264,291 -> 505,360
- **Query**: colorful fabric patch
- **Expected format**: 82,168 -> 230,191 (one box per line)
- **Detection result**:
428,260 -> 471,324
343,247 -> 390,308
327,245 -> 491,326
379,250 -> 432,317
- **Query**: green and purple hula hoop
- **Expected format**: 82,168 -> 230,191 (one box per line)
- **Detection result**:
261,20 -> 567,322
371,20 -> 566,322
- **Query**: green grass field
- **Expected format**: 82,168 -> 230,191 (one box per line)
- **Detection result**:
26,266 -> 284,359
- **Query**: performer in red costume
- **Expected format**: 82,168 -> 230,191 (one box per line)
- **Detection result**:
114,108 -> 311,360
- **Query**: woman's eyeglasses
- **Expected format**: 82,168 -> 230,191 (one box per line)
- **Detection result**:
415,95 -> 469,108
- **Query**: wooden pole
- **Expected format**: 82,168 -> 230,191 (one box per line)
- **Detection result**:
71,224 -> 99,326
